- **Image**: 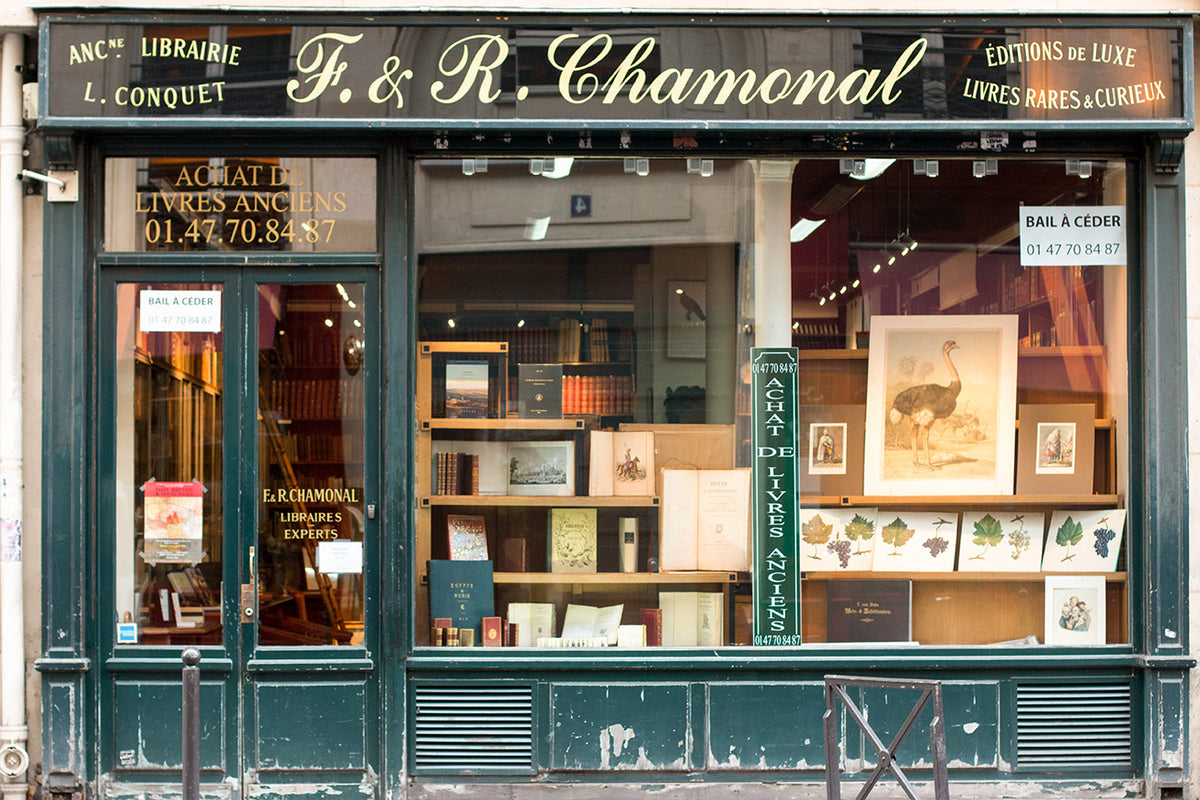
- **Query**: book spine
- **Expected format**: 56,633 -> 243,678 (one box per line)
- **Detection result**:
641,608 -> 663,647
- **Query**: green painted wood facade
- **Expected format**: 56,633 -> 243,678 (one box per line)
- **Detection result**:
34,13 -> 1193,800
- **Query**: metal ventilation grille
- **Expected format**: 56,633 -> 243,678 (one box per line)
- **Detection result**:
413,684 -> 534,773
1016,683 -> 1133,771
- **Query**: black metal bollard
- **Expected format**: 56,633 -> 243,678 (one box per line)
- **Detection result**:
182,648 -> 201,800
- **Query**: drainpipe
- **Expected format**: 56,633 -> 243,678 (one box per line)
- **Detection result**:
0,31 -> 29,800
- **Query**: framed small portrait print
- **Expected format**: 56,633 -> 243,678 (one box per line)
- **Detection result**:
1044,575 -> 1107,646
1036,422 -> 1076,474
808,423 -> 847,475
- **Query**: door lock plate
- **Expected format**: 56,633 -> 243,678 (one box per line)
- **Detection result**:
240,583 -> 256,621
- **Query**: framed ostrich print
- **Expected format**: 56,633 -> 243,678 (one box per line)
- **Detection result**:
863,315 -> 1019,496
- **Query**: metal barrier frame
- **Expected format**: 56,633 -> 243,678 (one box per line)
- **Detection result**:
823,674 -> 949,800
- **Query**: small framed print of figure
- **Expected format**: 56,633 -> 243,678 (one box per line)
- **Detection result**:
1016,404 -> 1096,495
1044,575 -> 1107,646
798,405 -> 865,497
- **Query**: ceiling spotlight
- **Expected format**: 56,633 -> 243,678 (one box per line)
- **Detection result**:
529,158 -> 545,176
828,289 -> 837,301
687,158 -> 715,177
517,318 -> 526,328
913,159 -> 939,178
839,285 -> 848,295
624,158 -> 650,176
973,158 -> 998,178
447,318 -> 456,329
792,321 -> 800,331
1066,159 -> 1093,179
888,253 -> 896,266
852,278 -> 861,288
872,263 -> 881,273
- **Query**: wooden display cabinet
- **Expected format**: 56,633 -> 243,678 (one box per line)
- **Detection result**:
415,341 -> 739,647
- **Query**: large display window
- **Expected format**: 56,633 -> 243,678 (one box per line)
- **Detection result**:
413,154 -> 1129,649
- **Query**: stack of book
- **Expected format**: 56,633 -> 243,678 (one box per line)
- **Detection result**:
434,451 -> 480,495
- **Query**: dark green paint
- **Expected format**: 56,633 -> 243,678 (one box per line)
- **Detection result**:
550,683 -> 690,770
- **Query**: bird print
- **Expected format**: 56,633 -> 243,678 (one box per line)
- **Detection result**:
888,340 -> 961,468
675,289 -> 706,322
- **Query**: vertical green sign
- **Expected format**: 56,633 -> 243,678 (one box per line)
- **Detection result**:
750,347 -> 802,645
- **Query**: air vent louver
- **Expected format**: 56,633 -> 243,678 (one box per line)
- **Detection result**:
1016,683 -> 1132,771
414,684 -> 534,773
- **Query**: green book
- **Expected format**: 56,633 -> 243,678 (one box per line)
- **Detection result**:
428,560 -> 495,639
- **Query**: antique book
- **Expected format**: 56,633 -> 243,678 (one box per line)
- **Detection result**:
641,608 -> 663,647
547,507 -> 598,573
427,559 -> 495,640
561,603 -> 624,645
444,359 -> 490,419
660,468 -> 751,571
826,579 -> 912,643
432,441 -> 508,496
500,537 -> 527,572
446,513 -> 488,561
588,430 -> 655,496
518,363 -> 563,419
506,602 -> 556,647
616,624 -> 647,647
658,591 -> 724,646
481,616 -> 504,647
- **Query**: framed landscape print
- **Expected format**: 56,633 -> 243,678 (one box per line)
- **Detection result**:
798,405 -> 866,496
1041,508 -> 1126,572
863,315 -> 1018,496
506,441 -> 575,497
956,511 -> 1046,572
1016,404 -> 1096,495
1044,575 -> 1106,646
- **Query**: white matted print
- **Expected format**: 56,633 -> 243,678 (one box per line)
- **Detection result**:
808,423 -> 847,475
1041,509 -> 1126,572
864,315 -> 1018,496
870,512 -> 958,573
1036,422 -> 1076,475
506,441 -> 575,496
957,511 -> 1046,572
799,508 -> 877,572
1044,575 -> 1107,646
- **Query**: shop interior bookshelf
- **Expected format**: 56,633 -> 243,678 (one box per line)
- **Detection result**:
415,341 -> 740,647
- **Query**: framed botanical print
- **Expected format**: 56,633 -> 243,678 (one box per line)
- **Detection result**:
863,315 -> 1018,496
1044,575 -> 1107,646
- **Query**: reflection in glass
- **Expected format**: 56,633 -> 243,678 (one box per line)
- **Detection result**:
116,283 -> 224,645
257,283 -> 366,646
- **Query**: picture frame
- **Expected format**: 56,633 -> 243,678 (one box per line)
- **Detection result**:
1041,508 -> 1126,572
956,511 -> 1046,572
798,405 -> 866,496
667,280 -> 707,359
507,441 -> 576,497
870,511 -> 958,573
1044,575 -> 1107,646
863,315 -> 1018,496
424,341 -> 508,419
1016,404 -> 1096,495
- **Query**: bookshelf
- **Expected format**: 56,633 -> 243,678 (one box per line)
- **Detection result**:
416,341 -> 742,647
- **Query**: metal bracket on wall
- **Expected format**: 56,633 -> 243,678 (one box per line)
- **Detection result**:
1153,137 -> 1184,174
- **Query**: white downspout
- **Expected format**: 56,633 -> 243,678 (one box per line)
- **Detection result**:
0,31 -> 28,800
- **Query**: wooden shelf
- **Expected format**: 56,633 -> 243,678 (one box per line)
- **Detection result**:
805,570 -> 1127,583
494,571 -> 740,585
800,494 -> 1121,509
424,495 -> 659,507
796,345 -> 1106,361
422,418 -> 583,431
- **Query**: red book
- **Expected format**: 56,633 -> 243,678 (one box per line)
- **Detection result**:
481,616 -> 504,647
641,608 -> 663,647
505,621 -> 518,647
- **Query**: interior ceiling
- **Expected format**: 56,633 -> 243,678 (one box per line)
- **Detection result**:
788,158 -> 1102,299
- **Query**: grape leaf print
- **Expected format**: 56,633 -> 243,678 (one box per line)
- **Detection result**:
801,513 -> 833,559
1055,515 -> 1084,562
970,513 -> 1005,559
844,513 -> 876,556
881,517 -> 914,555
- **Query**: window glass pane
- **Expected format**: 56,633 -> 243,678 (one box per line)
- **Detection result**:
103,157 -> 377,252
412,155 -> 1129,650
257,283 -> 366,646
115,283 -> 223,645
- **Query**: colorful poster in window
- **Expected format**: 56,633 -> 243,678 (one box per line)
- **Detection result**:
143,481 -> 204,563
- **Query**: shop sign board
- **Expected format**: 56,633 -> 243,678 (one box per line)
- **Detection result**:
42,22 -> 1188,129
750,347 -> 802,646
1019,205 -> 1126,266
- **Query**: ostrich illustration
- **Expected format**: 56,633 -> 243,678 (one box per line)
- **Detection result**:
888,340 -> 961,468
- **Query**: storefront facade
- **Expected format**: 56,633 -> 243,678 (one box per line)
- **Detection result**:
32,12 -> 1193,800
